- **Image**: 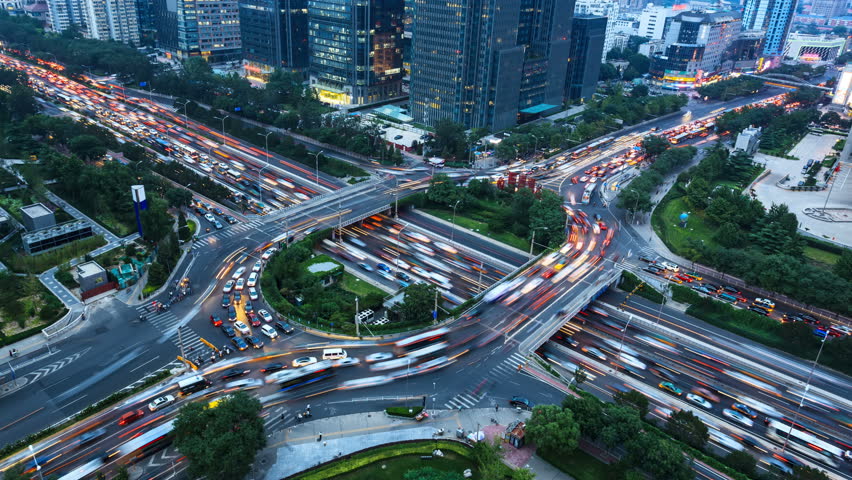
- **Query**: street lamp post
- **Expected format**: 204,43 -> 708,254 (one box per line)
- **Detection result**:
395,224 -> 408,275
309,150 -> 323,187
258,132 -> 273,206
28,445 -> 44,480
782,332 -> 829,454
529,227 -> 548,257
450,200 -> 461,244
176,99 -> 190,128
530,134 -> 539,160
215,115 -> 230,145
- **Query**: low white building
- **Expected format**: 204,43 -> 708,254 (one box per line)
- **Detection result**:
735,125 -> 761,154
783,33 -> 848,63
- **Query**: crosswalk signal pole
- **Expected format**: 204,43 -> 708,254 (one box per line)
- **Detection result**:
177,327 -> 189,369
355,297 -> 360,337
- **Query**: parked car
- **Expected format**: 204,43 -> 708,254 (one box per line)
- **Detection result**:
509,396 -> 534,410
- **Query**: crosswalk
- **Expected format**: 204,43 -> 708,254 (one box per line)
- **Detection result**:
134,304 -> 210,355
191,220 -> 265,250
443,352 -> 527,410
262,405 -> 298,433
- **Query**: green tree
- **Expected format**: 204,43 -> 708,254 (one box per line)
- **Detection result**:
599,63 -> 620,81
173,392 -> 265,480
511,468 -> 536,480
141,199 -> 174,242
147,262 -> 168,287
7,84 -> 38,120
403,467 -> 464,480
563,394 -> 604,439
714,222 -> 747,249
723,450 -> 756,477
165,187 -> 193,209
631,84 -> 649,97
613,389 -> 649,418
427,173 -> 460,205
665,409 -> 709,450
392,282 -> 439,325
429,119 -> 467,159
599,405 -> 644,448
833,250 -> 852,281
833,25 -> 849,36
528,190 -> 567,247
68,134 -> 107,161
686,177 -> 711,209
789,466 -> 831,480
572,366 -> 589,388
642,135 -> 670,158
495,141 -> 518,162
525,405 -> 580,455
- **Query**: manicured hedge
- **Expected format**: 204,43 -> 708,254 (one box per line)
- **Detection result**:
386,406 -> 423,418
619,271 -> 665,304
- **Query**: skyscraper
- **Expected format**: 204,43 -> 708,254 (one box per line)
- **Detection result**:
45,0 -> 84,32
83,0 -> 140,44
239,0 -> 308,79
567,15 -> 607,101
811,0 -> 846,18
176,0 -> 242,62
307,0 -> 404,106
742,0 -> 795,57
574,0 -> 619,62
409,0 -> 573,131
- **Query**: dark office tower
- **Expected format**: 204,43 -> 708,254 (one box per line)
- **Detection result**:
154,0 -> 178,51
136,0 -> 155,35
567,15 -> 607,101
742,0 -> 795,57
409,0 -> 573,131
176,0 -> 242,63
307,0 -> 404,106
239,0 -> 308,80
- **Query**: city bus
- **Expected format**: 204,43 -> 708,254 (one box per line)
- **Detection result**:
268,362 -> 335,392
177,375 -> 211,396
226,169 -> 242,181
581,183 -> 597,205
393,327 -> 449,355
766,420 -> 849,468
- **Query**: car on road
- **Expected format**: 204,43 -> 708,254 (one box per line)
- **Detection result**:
396,271 -> 412,282
747,305 -> 770,316
555,334 -> 578,348
292,356 -> 318,367
204,213 -> 215,223
212,207 -> 223,216
334,357 -> 360,368
686,393 -> 712,409
248,287 -> 259,301
221,368 -> 250,380
213,220 -> 223,230
245,336 -> 264,349
223,280 -> 235,293
148,395 -> 175,412
234,320 -> 250,335
830,324 -> 852,336
233,291 -> 242,304
232,266 -> 246,279
224,215 -> 237,224
754,298 -> 775,310
244,300 -> 254,313
226,305 -> 237,321
247,312 -> 260,327
222,325 -> 236,337
231,337 -> 248,351
510,396 -> 534,410
235,278 -> 245,290
366,352 -> 394,363
247,272 -> 259,287
377,270 -> 394,281
258,309 -> 273,323
721,285 -> 741,295
722,408 -> 754,427
261,248 -> 277,261
732,403 -> 758,419
358,263 -> 374,272
260,363 -> 285,373
571,176 -> 579,184
118,409 -> 145,426
659,261 -> 679,272
581,346 -> 607,362
376,263 -> 391,273
252,261 -> 262,272
658,382 -> 683,396
210,315 -> 222,327
274,321 -> 295,334
221,294 -> 231,308
260,324 -> 278,339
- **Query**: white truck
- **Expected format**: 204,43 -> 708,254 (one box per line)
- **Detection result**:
427,157 -> 445,168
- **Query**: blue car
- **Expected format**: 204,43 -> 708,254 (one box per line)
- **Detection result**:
358,263 -> 374,272
376,263 -> 391,273
222,325 -> 236,337
231,337 -> 248,351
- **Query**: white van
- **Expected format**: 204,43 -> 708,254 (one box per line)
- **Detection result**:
322,348 -> 347,360
659,261 -> 679,272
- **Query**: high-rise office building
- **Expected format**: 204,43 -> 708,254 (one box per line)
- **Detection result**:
650,11 -> 741,88
811,0 -> 846,17
742,0 -> 795,57
574,0 -> 619,61
307,0 -> 404,107
135,0 -> 156,35
83,0 -> 140,44
239,0 -> 308,80
409,0 -> 573,131
153,0 -> 178,51
45,0 -> 84,32
638,4 -> 678,39
567,15 -> 607,101
175,0 -> 242,62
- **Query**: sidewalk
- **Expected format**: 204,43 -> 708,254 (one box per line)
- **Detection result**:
258,408 -> 572,480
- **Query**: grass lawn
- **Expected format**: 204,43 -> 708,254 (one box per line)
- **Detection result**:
653,196 -> 719,257
0,234 -> 107,273
538,449 -> 612,480
803,246 -> 840,266
420,208 -> 530,252
340,272 -> 387,297
330,452 -> 475,480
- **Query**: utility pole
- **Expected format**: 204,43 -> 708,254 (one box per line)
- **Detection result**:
394,176 -> 399,219
433,288 -> 439,324
177,326 -> 189,369
478,261 -> 485,293
216,115 -> 230,145
355,297 -> 360,337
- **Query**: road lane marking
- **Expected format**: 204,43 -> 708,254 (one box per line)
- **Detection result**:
0,407 -> 44,431
130,355 -> 161,373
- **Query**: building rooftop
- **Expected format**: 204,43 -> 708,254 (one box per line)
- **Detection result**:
520,103 -> 559,114
373,105 -> 413,123
21,203 -> 51,218
76,261 -> 105,277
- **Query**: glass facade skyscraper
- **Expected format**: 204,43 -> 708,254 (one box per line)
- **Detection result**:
176,0 -> 242,62
409,0 -> 573,131
567,15 -> 607,101
742,0 -> 795,57
307,0 -> 404,106
239,0 -> 309,79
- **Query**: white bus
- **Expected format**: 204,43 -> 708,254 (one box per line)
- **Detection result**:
226,169 -> 242,180
766,420 -> 849,468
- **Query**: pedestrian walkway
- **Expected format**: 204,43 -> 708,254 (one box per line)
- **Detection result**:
444,352 -> 527,410
190,219 -> 264,250
132,304 -> 211,360
258,408 -> 572,480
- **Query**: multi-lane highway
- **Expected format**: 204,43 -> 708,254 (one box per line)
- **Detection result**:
0,50 -> 849,480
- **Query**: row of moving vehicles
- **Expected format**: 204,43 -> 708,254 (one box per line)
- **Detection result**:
641,259 -> 852,339
548,304 -> 852,476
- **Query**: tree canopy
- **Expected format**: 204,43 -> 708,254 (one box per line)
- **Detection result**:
526,404 -> 580,456
173,392 -> 266,480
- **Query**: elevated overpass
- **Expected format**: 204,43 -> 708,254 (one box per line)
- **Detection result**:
741,73 -> 832,91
